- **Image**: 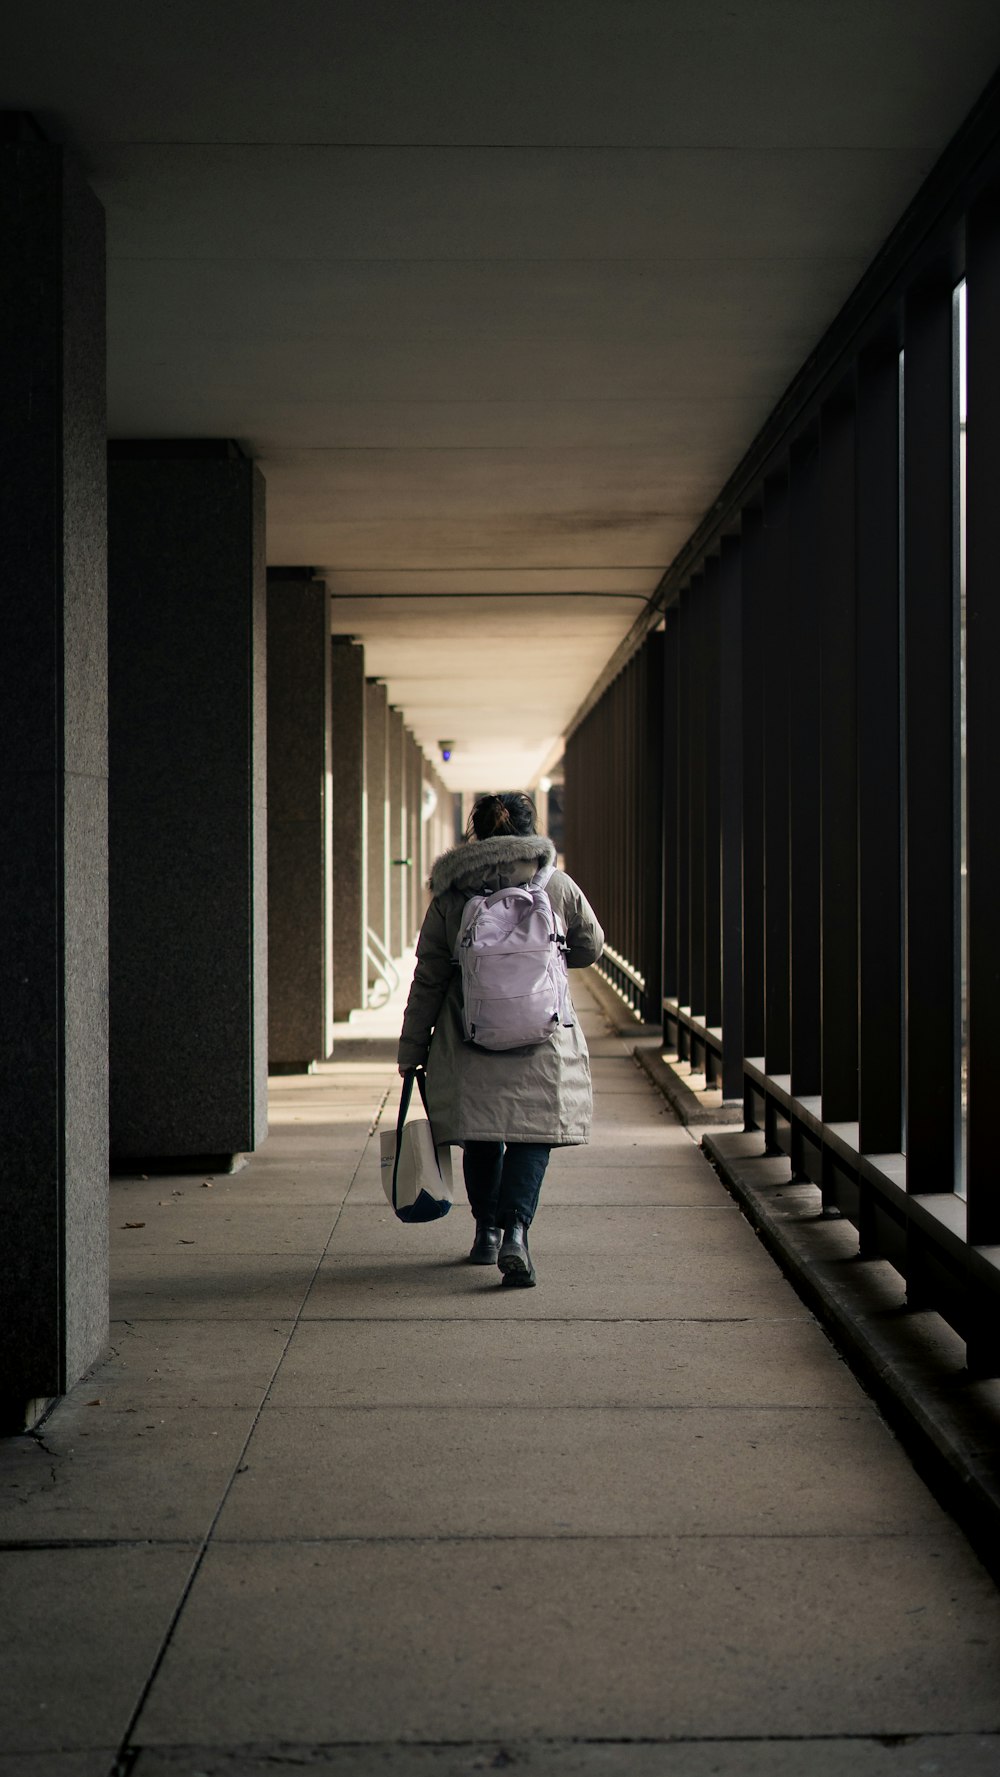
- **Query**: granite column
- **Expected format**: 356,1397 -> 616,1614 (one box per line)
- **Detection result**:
331,638 -> 367,1019
108,442 -> 267,1167
0,123 -> 108,1427
365,681 -> 391,996
267,570 -> 333,1069
388,707 -> 407,958
406,731 -> 423,946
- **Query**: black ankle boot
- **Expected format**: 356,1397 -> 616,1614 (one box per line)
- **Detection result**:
498,1220 -> 536,1287
468,1221 -> 502,1265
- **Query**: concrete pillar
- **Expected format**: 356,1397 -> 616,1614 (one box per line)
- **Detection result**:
0,123 -> 108,1427
406,731 -> 422,947
365,681 -> 390,993
108,442 -> 267,1167
429,774 -> 454,869
416,761 -> 429,927
267,570 -> 332,1069
421,762 -> 449,919
388,707 -> 406,958
331,638 -> 367,1018
426,767 -> 443,878
440,768 -> 455,856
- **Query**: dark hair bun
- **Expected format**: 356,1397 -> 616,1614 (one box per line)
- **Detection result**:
468,791 -> 537,840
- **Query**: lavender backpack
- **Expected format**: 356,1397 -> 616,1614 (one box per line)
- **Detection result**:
454,864 -> 575,1051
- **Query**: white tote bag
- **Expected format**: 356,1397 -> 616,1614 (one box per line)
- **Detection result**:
380,1069 -> 453,1223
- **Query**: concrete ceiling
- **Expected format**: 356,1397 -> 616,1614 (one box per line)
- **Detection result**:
7,2 -> 1000,788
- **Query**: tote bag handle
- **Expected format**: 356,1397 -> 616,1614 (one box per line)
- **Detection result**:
392,1067 -> 445,1211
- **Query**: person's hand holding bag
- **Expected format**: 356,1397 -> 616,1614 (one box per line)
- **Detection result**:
379,1068 -> 453,1223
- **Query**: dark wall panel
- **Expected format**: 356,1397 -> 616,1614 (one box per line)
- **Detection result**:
564,633 -> 663,1023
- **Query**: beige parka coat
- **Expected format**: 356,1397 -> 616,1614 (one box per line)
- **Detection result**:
397,833 -> 604,1145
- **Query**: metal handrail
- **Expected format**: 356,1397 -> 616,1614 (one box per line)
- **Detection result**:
366,928 -> 400,1007
601,943 -> 645,993
366,927 -> 400,991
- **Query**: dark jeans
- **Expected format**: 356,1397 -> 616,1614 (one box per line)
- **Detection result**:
462,1141 -> 551,1230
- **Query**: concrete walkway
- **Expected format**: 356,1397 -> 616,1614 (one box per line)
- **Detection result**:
2,977 -> 999,1777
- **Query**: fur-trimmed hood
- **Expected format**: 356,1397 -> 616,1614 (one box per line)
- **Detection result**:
429,832 -> 556,898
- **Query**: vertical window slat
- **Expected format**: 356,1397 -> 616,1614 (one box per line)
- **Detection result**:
741,507 -> 767,1065
788,435 -> 823,1101
719,534 -> 745,1100
857,336 -> 904,1156
903,277 -> 961,1194
965,192 -> 1000,1246
820,390 -> 860,1125
763,473 -> 792,1079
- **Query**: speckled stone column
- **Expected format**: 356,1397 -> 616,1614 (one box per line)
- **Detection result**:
423,762 -> 450,914
108,443 -> 267,1167
365,681 -> 390,994
0,123 -> 108,1429
388,706 -> 407,958
415,753 -> 428,933
406,731 -> 423,947
331,637 -> 367,1019
267,570 -> 333,1069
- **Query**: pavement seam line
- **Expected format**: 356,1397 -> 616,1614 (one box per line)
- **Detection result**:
110,1100 -> 393,1774
197,1528 -> 958,1546
120,1729 -> 999,1749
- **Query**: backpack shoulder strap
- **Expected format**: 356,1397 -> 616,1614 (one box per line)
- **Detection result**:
528,861 -> 567,942
455,888 -> 489,957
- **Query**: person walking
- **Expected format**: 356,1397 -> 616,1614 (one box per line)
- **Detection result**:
397,791 -> 603,1287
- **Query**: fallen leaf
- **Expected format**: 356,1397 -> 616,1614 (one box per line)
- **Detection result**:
201,1182 -> 213,1189
122,1221 -> 145,1229
86,1398 -> 101,1407
178,1238 -> 195,1244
